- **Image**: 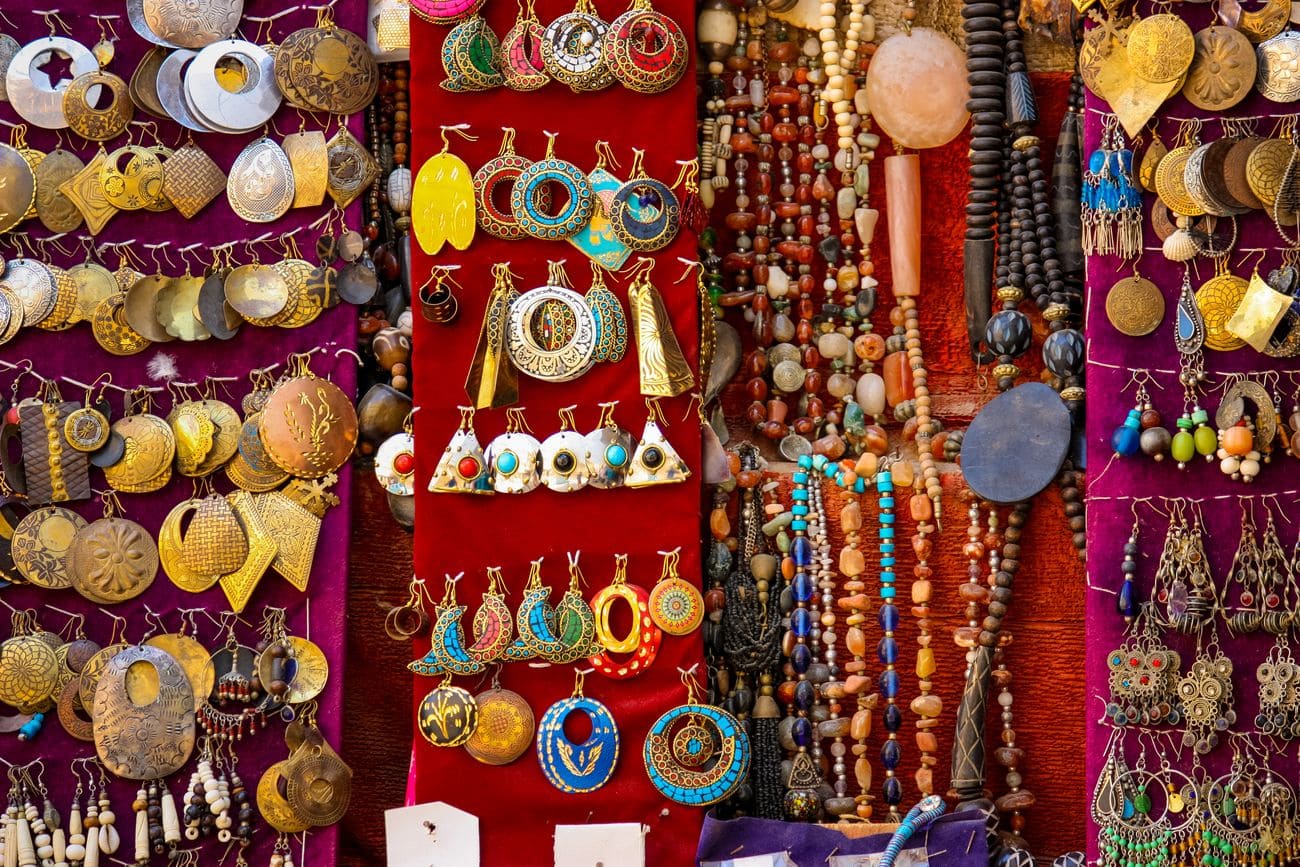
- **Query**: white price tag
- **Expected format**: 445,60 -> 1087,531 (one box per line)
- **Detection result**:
700,854 -> 799,867
554,823 -> 647,867
830,847 -> 929,867
384,801 -> 480,867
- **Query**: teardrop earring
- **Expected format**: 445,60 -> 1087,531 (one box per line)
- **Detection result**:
429,406 -> 492,495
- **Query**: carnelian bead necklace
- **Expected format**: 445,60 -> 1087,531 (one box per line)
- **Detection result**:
907,472 -> 940,796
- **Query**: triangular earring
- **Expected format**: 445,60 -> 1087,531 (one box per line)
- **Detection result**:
626,398 -> 690,488
429,407 -> 493,495
586,401 -> 636,489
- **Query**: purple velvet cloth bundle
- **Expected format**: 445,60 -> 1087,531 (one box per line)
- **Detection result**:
696,813 -> 990,865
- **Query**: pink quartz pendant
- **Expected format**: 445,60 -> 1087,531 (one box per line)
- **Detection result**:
864,28 -> 969,150
885,154 -> 921,298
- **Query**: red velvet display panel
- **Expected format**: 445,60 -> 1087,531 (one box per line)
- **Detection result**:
408,3 -> 706,865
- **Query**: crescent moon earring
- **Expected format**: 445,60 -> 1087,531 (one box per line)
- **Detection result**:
408,573 -> 484,677
548,552 -> 601,663
500,0 -> 549,91
440,15 -> 504,92
504,558 -> 566,661
465,567 -> 515,663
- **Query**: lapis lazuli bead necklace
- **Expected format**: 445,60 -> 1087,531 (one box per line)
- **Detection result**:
785,454 -> 821,818
877,464 -> 903,819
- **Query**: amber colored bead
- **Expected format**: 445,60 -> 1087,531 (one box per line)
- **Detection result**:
768,84 -> 799,105
930,431 -> 949,459
723,251 -> 756,272
774,201 -> 801,219
710,509 -> 730,540
910,494 -> 933,522
799,153 -> 817,175
744,351 -> 768,376
902,416 -> 919,441
883,351 -> 914,406
762,421 -> 788,439
755,203 -> 772,223
796,184 -> 813,205
725,211 -> 759,231
773,122 -> 798,142
860,259 -> 874,276
1140,408 -> 1162,429
804,370 -> 825,394
730,131 -> 756,153
792,416 -> 816,436
890,306 -> 907,327
755,173 -> 773,195
756,143 -> 775,162
855,332 -> 887,361
767,399 -> 789,423
776,679 -> 798,707
745,401 -> 767,425
736,469 -> 762,488
752,263 -> 769,284
757,111 -> 775,133
753,235 -> 771,254
795,319 -> 815,344
958,583 -> 989,602
812,435 -> 845,458
746,377 -> 769,401
796,214 -> 815,236
727,452 -> 741,475
799,124 -> 816,146
863,424 -> 889,455
801,343 -> 821,369
912,536 -> 933,559
806,397 -> 825,418
776,240 -> 802,258
704,588 -> 727,612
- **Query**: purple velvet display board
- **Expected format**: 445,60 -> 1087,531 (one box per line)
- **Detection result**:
1084,7 -> 1300,859
0,3 -> 360,864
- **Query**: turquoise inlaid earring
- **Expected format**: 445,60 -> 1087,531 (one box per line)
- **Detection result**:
643,669 -> 750,805
585,401 -> 635,489
607,149 -> 682,252
487,407 -> 542,494
511,133 -> 595,240
536,669 -> 620,793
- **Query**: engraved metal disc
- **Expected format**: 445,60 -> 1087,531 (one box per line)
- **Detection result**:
126,0 -> 180,47
63,71 -> 132,141
1196,274 -> 1249,351
11,506 -> 86,589
1155,145 -> 1205,217
1256,31 -> 1300,101
1247,137 -> 1293,207
274,25 -> 379,115
1183,26 -> 1256,111
0,144 -> 36,235
185,41 -> 281,133
961,382 -> 1072,503
1226,137 -> 1267,208
5,37 -> 100,129
34,149 -> 86,233
1106,276 -> 1166,336
1199,138 -> 1252,216
1126,14 -> 1195,83
0,36 -> 19,102
465,687 -> 534,765
227,137 -> 295,223
142,0 -> 242,49
0,258 -> 56,326
225,263 -> 289,321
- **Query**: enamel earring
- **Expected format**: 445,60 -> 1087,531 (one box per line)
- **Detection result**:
540,406 -> 592,493
643,668 -> 749,805
589,553 -> 661,679
586,401 -> 635,489
536,669 -> 620,793
626,398 -> 690,488
648,547 -> 703,636
412,124 -> 477,255
429,407 -> 492,495
585,263 -> 628,363
487,407 -> 542,494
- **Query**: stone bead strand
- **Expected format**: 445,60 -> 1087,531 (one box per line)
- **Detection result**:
836,490 -> 878,820
875,467 -> 903,819
907,476 -> 940,796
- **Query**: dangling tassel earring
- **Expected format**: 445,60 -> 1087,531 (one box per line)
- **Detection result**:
627,397 -> 690,488
429,407 -> 492,495
464,262 -> 520,409
627,258 -> 694,397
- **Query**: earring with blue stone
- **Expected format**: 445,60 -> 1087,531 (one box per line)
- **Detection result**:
586,401 -> 635,489
487,406 -> 542,493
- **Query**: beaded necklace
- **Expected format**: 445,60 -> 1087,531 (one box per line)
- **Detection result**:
783,454 -> 825,819
906,473 -> 939,796
874,464 -> 902,819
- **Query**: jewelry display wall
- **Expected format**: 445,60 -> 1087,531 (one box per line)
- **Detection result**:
0,2 -> 365,864
1083,0 -> 1300,861
407,0 -> 707,861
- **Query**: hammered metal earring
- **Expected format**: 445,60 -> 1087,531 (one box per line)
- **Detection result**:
429,406 -> 492,495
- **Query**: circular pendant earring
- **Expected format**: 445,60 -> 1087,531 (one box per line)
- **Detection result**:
474,128 -> 551,239
648,547 -> 704,635
487,406 -> 543,493
586,401 -> 635,489
465,672 -> 534,766
507,261 -> 599,383
602,0 -> 688,94
511,135 -> 595,240
542,0 -> 614,92
536,670 -> 620,793
418,676 -> 479,747
5,36 -> 100,129
644,671 -> 750,805
540,407 -> 592,493
608,150 -> 682,252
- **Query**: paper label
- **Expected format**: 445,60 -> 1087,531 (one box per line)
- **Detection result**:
384,801 -> 480,867
554,823 -> 647,867
830,846 -> 929,867
700,854 -> 799,867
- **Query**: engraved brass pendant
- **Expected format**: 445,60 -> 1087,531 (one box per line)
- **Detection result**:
326,127 -> 379,208
628,261 -> 694,397
282,724 -> 352,826
159,498 -> 220,593
59,148 -> 118,236
465,685 -> 534,765
162,141 -> 226,219
1,257 -> 57,327
66,262 -> 114,326
1183,26 -> 1256,111
258,635 -> 329,704
275,19 -> 378,114
68,514 -> 159,604
1126,13 -> 1195,84
93,645 -> 195,779
145,632 -> 214,713
259,365 -> 358,479
142,0 -> 242,49
254,489 -> 321,592
259,762 -> 309,834
228,137 -> 295,223
11,506 -> 86,588
1196,269 -> 1249,351
63,71 -> 132,141
90,293 -> 150,356
217,490 -> 277,613
20,399 -> 91,504
181,493 -> 248,576
0,143 -> 36,235
34,148 -> 86,233
225,414 -> 290,492
1106,274 -> 1165,337
102,411 -> 175,493
0,632 -> 60,714
282,131 -> 329,209
1226,269 -> 1293,351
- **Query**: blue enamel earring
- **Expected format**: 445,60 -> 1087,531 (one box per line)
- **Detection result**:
1110,371 -> 1168,461
585,263 -> 628,364
429,407 -> 493,495
608,149 -> 681,252
540,406 -> 592,492
569,142 -> 633,270
643,670 -> 749,805
487,407 -> 542,493
586,401 -> 635,489
536,669 -> 620,793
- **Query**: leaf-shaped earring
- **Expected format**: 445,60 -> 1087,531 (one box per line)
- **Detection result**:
585,262 -> 627,363
429,406 -> 492,495
626,397 -> 690,488
413,124 -> 478,255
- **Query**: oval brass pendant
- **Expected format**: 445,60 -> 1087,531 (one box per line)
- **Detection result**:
1255,31 -> 1300,101
145,633 -> 214,712
93,645 -> 195,779
227,137 -> 295,223
1127,14 -> 1195,83
1106,275 -> 1166,336
1183,26 -> 1256,110
35,149 -> 87,233
68,516 -> 159,604
274,24 -> 378,115
259,376 -> 359,479
226,263 -> 290,322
